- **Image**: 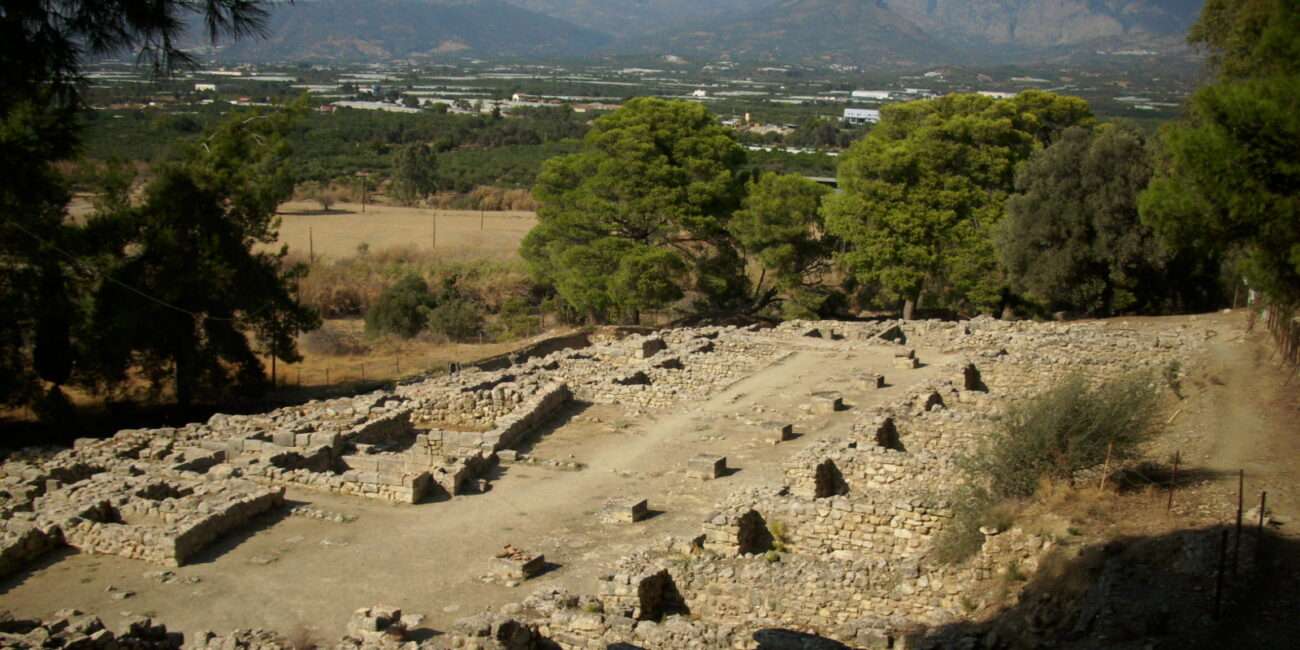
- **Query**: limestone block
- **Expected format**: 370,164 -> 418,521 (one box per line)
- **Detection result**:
688,455 -> 727,480
810,392 -> 844,414
893,356 -> 920,370
856,374 -> 885,390
493,547 -> 545,580
769,422 -> 795,444
604,498 -> 649,523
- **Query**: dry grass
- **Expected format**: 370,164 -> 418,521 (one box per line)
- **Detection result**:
270,201 -> 535,261
269,318 -> 541,389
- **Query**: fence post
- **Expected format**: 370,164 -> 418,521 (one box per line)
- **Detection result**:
1256,491 -> 1268,561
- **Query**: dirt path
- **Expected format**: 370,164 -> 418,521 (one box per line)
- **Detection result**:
1179,320 -> 1300,535
0,341 -> 957,641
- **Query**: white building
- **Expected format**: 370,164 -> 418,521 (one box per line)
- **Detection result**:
851,90 -> 890,100
194,83 -> 217,92
843,108 -> 881,125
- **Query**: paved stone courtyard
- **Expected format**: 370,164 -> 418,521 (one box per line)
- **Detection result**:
0,317 -> 1211,648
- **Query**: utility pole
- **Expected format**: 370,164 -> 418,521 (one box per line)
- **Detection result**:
308,226 -> 314,264
431,213 -> 437,250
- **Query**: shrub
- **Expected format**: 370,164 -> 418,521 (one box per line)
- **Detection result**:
936,372 -> 1161,564
364,274 -> 436,338
490,297 -> 540,342
423,298 -> 483,342
969,372 -> 1161,500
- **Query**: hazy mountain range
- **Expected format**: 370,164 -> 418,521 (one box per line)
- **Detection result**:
208,0 -> 1205,65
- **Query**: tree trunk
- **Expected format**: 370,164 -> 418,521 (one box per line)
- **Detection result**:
175,357 -> 193,408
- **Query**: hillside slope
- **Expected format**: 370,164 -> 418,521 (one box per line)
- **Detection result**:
506,0 -> 760,39
626,0 -> 1203,64
644,0 -> 951,66
211,0 -> 611,61
884,0 -> 1204,49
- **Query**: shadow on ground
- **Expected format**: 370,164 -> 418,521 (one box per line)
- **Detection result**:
906,524 -> 1298,650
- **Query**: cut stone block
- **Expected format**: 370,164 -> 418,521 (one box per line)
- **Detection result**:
893,356 -> 919,370
497,450 -> 518,463
604,497 -> 650,523
768,422 -> 795,444
493,547 -> 545,580
688,454 -> 727,480
856,373 -> 885,390
809,392 -> 844,414
893,348 -> 916,359
878,324 -> 907,344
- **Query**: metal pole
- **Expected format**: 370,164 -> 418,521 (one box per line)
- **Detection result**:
1256,491 -> 1268,561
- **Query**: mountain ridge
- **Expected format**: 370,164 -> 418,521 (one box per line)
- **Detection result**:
209,0 -> 611,62
205,0 -> 1205,65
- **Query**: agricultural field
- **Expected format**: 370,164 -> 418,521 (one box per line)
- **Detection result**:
273,201 -> 536,261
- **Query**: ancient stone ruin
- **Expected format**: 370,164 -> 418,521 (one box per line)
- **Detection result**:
0,316 -> 1216,648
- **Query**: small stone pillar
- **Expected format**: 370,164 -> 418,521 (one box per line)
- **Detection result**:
810,392 -> 844,414
688,454 -> 727,480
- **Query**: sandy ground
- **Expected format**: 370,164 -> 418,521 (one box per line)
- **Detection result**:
0,340 -> 960,641
272,201 -> 536,261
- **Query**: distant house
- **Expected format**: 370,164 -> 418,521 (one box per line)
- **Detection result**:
691,89 -> 708,98
194,83 -> 217,92
851,90 -> 890,100
843,108 -> 881,125
978,91 -> 1016,99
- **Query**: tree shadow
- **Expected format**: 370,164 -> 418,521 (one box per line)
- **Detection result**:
906,524 -> 1299,650
752,628 -> 849,649
0,546 -> 77,596
1111,462 -> 1235,494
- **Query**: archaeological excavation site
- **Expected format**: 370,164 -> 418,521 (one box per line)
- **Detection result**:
0,314 -> 1291,649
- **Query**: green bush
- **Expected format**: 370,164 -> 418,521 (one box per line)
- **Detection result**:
364,274 -> 436,338
970,372 -> 1160,500
490,297 -> 541,342
423,298 -> 483,342
936,372 -> 1161,564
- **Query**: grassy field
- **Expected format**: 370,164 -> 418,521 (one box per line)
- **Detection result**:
273,201 -> 536,261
